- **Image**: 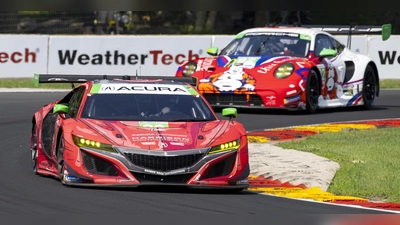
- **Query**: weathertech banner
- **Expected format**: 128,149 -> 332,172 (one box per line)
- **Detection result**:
0,35 -> 49,78
47,36 -> 211,76
0,34 -> 399,79
368,36 -> 400,79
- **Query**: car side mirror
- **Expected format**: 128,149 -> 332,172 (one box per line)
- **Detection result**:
53,104 -> 70,114
207,46 -> 219,56
222,107 -> 237,119
319,49 -> 337,59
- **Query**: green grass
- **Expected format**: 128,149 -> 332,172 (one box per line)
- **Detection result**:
275,127 -> 400,203
380,79 -> 400,89
1,78 -> 400,89
0,78 -> 72,89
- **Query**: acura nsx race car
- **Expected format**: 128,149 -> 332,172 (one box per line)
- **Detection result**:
30,74 -> 249,190
176,24 -> 392,113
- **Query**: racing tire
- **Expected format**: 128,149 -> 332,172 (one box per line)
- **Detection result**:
57,134 -> 65,183
306,70 -> 319,114
31,124 -> 39,174
362,65 -> 378,110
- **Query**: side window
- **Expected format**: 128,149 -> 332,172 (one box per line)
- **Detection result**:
68,87 -> 85,117
314,34 -> 335,56
220,39 -> 240,55
331,37 -> 345,54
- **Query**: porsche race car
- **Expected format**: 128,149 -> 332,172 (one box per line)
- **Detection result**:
175,24 -> 392,113
30,74 -> 249,190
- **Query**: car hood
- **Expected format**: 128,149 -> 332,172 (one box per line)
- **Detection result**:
72,119 -> 237,151
213,55 -> 294,68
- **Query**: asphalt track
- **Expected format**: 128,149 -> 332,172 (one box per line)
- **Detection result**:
1,90 -> 399,215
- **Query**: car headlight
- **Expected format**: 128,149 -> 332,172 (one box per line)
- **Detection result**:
274,63 -> 294,79
72,135 -> 116,152
182,62 -> 197,77
208,138 -> 240,154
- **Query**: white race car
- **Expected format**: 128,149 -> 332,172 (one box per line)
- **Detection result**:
176,24 -> 392,113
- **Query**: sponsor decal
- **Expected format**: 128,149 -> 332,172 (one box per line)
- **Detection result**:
141,142 -> 156,145
266,95 -> 276,100
63,170 -> 82,183
158,142 -> 168,148
343,84 -> 354,89
144,169 -> 186,176
170,142 -> 185,146
257,63 -> 278,74
0,48 -> 37,63
236,179 -> 248,184
286,90 -> 297,95
58,50 -> 199,66
132,134 -> 190,142
138,121 -> 169,128
265,95 -> 277,105
245,32 -> 299,37
65,175 -> 82,182
199,57 -> 214,71
265,100 -> 276,106
91,84 -> 191,95
233,57 -> 260,68
284,95 -> 301,104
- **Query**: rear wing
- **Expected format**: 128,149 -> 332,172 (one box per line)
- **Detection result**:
302,24 -> 392,49
34,74 -> 198,89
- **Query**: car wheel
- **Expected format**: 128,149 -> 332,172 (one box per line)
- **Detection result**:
31,124 -> 38,174
362,65 -> 377,110
57,134 -> 65,183
306,70 -> 319,113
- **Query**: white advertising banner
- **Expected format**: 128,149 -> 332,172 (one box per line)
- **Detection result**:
368,36 -> 400,79
211,35 -> 234,50
0,34 -> 398,79
335,35 -> 368,55
0,35 -> 48,78
47,35 -> 212,76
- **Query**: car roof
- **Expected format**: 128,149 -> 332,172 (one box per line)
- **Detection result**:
92,79 -> 191,86
237,26 -> 320,37
88,79 -> 199,95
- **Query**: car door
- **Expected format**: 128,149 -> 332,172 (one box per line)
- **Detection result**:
50,86 -> 86,160
314,34 -> 346,100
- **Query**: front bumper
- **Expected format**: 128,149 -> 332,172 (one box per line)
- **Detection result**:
202,91 -> 305,110
61,143 -> 250,189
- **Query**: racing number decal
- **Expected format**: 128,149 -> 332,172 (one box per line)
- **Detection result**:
320,59 -> 338,100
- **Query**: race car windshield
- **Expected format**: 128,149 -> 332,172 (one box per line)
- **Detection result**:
81,93 -> 217,122
220,33 -> 310,57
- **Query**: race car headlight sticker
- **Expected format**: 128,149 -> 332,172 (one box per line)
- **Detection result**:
274,63 -> 294,79
72,135 -> 115,152
208,138 -> 240,154
182,62 -> 197,77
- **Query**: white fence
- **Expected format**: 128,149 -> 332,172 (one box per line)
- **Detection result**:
0,34 -> 399,79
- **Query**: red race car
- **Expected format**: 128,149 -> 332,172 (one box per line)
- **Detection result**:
175,24 -> 391,113
30,74 -> 249,190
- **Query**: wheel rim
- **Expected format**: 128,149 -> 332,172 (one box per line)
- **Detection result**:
57,138 -> 65,180
31,125 -> 38,172
364,70 -> 376,102
308,75 -> 319,108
